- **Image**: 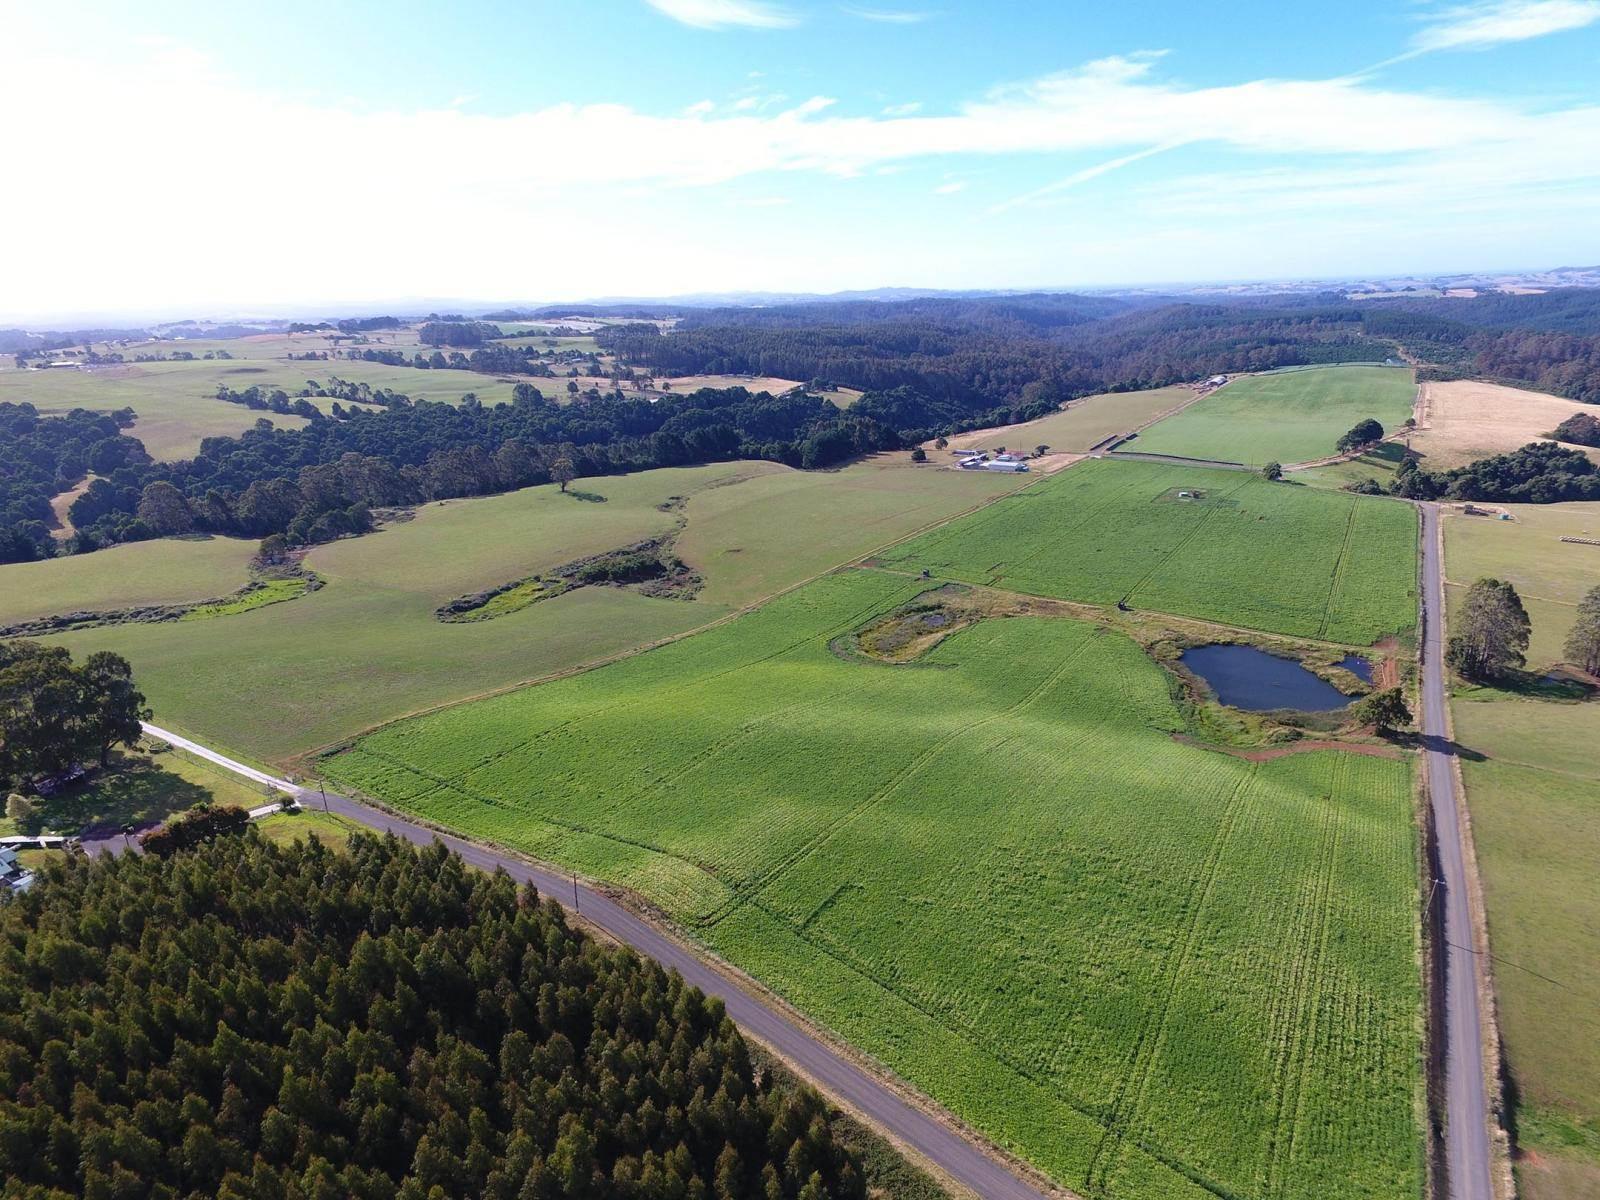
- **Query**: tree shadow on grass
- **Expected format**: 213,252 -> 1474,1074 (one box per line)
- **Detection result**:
563,489 -> 608,503
28,754 -> 214,839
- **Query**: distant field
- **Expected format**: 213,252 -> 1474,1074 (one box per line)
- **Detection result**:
1134,366 -> 1416,466
1443,502 -> 1600,1194
879,457 -> 1418,645
0,535 -> 256,627
1414,380 -> 1600,471
4,357 -> 517,459
326,569 -> 1422,1200
659,373 -> 802,394
938,385 -> 1194,456
1443,501 -> 1600,667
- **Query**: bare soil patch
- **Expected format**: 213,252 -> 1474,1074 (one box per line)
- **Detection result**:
1410,380 -> 1600,470
1172,733 -> 1404,762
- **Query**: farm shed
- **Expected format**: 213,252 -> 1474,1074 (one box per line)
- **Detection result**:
0,846 -> 34,893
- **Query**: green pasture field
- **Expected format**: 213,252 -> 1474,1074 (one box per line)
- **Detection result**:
325,568 -> 1423,1200
878,457 -> 1418,645
1289,441 -> 1410,491
1458,753 -> 1600,1195
0,535 -> 256,627
674,451 -> 1027,608
1443,501 -> 1600,667
1443,501 -> 1600,1189
940,385 -> 1194,455
25,454 -> 1017,762
254,808 -> 361,851
1133,366 -> 1416,466
36,464 -> 759,762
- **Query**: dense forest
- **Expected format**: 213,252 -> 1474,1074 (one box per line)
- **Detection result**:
0,404 -> 144,562
0,834 -> 872,1199
1391,442 -> 1600,502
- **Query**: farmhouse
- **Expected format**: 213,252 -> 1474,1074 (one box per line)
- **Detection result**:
0,846 -> 34,894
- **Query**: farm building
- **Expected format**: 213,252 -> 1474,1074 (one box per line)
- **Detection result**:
0,846 -> 34,894
983,459 -> 1029,473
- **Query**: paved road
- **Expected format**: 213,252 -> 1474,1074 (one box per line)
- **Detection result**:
139,723 -> 1056,1200
1417,504 -> 1496,1200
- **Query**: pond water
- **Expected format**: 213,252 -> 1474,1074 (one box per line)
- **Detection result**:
1180,644 -> 1359,712
1336,654 -> 1374,684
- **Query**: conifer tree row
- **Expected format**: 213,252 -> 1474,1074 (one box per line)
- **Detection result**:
0,834 -> 868,1200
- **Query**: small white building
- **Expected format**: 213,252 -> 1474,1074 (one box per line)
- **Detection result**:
984,459 -> 1029,473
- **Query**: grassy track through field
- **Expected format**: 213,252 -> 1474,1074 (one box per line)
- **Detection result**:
326,569 -> 1423,1200
1133,366 -> 1416,467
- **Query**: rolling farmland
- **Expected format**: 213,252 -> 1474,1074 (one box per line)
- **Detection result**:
21,453 -> 1023,761
1133,366 -> 1416,466
326,568 -> 1423,1200
0,535 -> 257,627
878,457 -> 1418,645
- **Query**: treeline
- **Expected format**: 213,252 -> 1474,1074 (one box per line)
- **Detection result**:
1390,443 -> 1600,503
347,343 -> 553,376
419,321 -> 503,348
1553,411 -> 1600,447
0,833 -> 873,1199
0,641 -> 146,789
54,385 -> 893,552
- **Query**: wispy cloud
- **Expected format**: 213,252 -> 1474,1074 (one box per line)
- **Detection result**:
1412,0 -> 1600,51
881,101 -> 922,116
989,142 -> 1186,213
842,6 -> 933,22
934,180 -> 966,194
643,0 -> 798,30
4,35 -> 1599,313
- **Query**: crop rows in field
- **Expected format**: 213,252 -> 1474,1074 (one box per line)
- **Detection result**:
877,457 -> 1418,645
327,568 -> 1422,1200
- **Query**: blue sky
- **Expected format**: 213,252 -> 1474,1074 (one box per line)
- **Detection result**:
3,0 -> 1600,318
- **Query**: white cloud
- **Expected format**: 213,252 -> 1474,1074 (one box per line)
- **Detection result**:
933,180 -> 966,194
1412,0 -> 1600,51
1,37 -> 1598,315
881,101 -> 922,116
643,0 -> 798,29
842,6 -> 933,22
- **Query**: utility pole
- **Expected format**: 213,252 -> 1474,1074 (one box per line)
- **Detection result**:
319,782 -> 328,813
573,874 -> 580,915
